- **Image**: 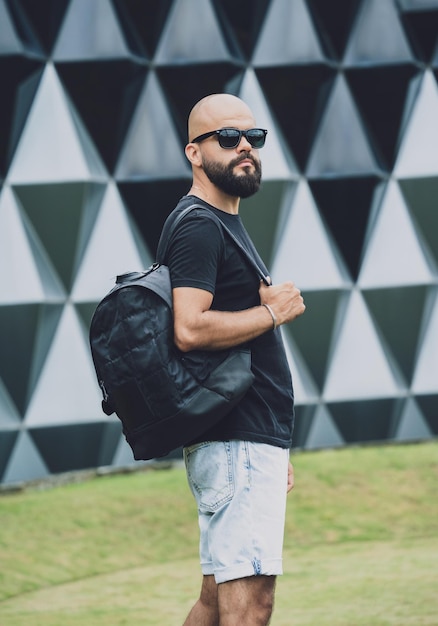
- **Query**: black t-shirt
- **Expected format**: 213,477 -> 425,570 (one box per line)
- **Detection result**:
161,195 -> 295,448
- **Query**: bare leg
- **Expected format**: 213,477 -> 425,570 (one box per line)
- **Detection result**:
218,575 -> 277,626
183,575 -> 219,626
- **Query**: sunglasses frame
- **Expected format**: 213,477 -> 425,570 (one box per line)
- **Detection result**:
191,127 -> 268,149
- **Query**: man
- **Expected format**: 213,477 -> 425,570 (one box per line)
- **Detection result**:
161,94 -> 305,625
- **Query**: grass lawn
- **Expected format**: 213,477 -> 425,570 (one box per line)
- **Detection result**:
0,441 -> 437,625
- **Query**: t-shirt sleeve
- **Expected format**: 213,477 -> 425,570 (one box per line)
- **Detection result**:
167,213 -> 224,294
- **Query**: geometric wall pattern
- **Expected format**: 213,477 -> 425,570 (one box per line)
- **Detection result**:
1,0 -> 437,484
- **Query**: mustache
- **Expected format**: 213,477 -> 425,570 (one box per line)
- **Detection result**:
230,152 -> 260,168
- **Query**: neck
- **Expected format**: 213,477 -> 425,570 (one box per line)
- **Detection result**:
189,184 -> 240,215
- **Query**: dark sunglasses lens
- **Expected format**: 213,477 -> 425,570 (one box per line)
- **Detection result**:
247,130 -> 266,148
218,129 -> 241,148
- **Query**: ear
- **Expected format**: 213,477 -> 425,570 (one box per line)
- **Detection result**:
185,143 -> 202,166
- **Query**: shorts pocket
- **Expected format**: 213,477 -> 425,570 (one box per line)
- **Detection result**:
184,441 -> 234,512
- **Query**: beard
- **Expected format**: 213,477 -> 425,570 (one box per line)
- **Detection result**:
201,152 -> 262,198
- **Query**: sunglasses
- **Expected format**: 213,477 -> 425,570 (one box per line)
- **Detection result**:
192,127 -> 268,149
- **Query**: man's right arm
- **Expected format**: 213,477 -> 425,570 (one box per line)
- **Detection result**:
173,280 -> 305,352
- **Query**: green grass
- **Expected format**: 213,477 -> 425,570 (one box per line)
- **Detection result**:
0,441 -> 437,625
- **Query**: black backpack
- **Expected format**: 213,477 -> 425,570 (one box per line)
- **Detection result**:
89,205 -> 269,460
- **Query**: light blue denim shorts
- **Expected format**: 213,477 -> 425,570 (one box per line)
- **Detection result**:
183,440 -> 290,584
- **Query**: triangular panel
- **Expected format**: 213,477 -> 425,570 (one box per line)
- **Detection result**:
155,0 -> 232,64
304,404 -> 344,449
111,434 -> 139,468
310,176 -> 382,280
0,430 -> 19,481
344,0 -> 414,65
256,64 -> 336,172
400,6 -> 438,64
306,0 -> 362,60
115,72 -> 189,181
14,182 -> 105,291
71,183 -> 149,302
282,331 -> 319,404
212,0 -> 271,60
13,0 -> 70,55
53,0 -> 131,60
394,70 -> 438,178
252,0 -> 325,65
363,285 -> 429,384
359,180 -> 434,288
415,395 -> 438,435
112,0 -> 173,57
328,398 -> 398,443
24,304 -> 103,426
0,377 -> 20,425
271,180 -> 349,290
346,64 -> 420,170
323,290 -> 401,401
394,397 -> 433,441
8,64 -> 107,183
0,0 -> 24,54
306,74 -> 380,177
2,431 -> 50,485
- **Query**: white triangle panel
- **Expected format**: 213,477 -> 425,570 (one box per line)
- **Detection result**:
2,431 -> 50,485
238,69 -> 298,180
24,303 -> 104,426
155,0 -> 231,63
306,74 -> 379,176
253,0 -> 325,65
395,398 -> 432,441
394,71 -> 438,178
271,180 -> 348,289
323,290 -> 401,401
7,64 -> 106,184
53,0 -> 131,61
305,404 -> 344,449
115,72 -> 189,180
359,180 -> 434,288
412,292 -> 438,393
344,0 -> 413,65
71,182 -> 150,301
0,187 -> 45,304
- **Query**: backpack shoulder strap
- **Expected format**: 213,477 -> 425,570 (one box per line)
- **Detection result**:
158,203 -> 271,286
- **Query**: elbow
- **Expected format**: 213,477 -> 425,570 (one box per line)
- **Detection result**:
173,325 -> 199,353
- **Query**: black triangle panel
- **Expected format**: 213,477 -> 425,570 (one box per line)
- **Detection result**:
7,0 -> 70,55
156,62 -> 245,142
256,64 -> 336,171
0,56 -> 44,177
212,0 -> 272,60
363,286 -> 429,385
328,398 -> 400,443
284,289 -> 348,391
0,304 -> 62,416
346,64 -> 421,171
415,394 -> 438,435
306,0 -> 362,60
29,422 -> 119,473
112,0 -> 173,57
118,178 -> 191,256
0,430 -> 19,481
309,176 -> 382,280
56,60 -> 148,172
14,182 -> 106,292
399,177 -> 438,266
400,7 -> 438,64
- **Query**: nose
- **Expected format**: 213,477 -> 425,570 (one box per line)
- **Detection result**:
237,133 -> 252,151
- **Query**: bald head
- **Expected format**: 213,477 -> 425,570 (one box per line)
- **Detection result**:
188,94 -> 256,142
